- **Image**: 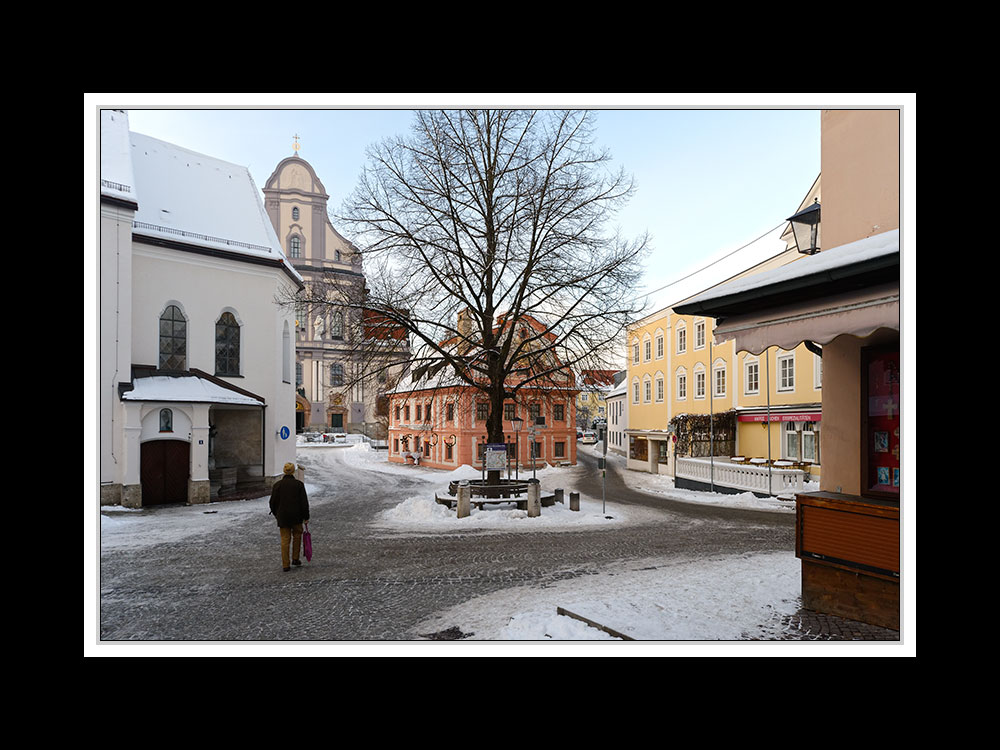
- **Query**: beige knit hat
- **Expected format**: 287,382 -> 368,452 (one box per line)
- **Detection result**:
283,462 -> 295,475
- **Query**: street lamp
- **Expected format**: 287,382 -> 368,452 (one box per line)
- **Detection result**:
511,416 -> 522,480
787,198 -> 821,255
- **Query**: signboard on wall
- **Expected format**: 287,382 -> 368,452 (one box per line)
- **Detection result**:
737,413 -> 822,423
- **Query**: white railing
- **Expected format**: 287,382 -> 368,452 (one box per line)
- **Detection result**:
675,457 -> 805,496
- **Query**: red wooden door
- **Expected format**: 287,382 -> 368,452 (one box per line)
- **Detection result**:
140,440 -> 190,505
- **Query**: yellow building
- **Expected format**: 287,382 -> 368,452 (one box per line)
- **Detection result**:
626,181 -> 825,483
576,369 -> 617,430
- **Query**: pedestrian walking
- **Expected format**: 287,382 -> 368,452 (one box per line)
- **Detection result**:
269,462 -> 310,572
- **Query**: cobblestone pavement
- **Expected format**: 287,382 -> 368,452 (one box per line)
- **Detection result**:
97,449 -> 900,645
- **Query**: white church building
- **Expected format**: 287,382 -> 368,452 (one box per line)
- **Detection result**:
99,110 -> 304,507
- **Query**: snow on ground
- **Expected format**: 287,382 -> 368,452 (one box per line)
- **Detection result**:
413,552 -> 801,642
99,440 -> 841,647
93,440 -> 800,645
310,443 -> 805,643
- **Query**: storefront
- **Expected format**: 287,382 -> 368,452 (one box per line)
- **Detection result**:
675,228 -> 901,630
626,429 -> 672,474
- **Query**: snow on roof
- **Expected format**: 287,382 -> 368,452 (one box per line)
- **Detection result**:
122,375 -> 264,406
100,110 -> 135,203
606,380 -> 627,398
679,228 -> 899,309
99,110 -> 302,284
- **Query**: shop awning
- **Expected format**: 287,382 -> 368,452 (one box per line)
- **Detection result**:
710,282 -> 899,355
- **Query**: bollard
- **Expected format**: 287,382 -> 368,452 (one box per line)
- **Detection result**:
457,481 -> 471,519
555,488 -> 564,504
527,478 -> 541,518
569,491 -> 580,512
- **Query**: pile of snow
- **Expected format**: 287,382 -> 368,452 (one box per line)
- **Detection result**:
415,551 -> 802,641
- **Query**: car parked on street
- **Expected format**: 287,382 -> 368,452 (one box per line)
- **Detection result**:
581,431 -> 597,444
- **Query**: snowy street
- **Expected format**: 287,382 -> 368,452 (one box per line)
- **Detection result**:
96,442 -> 898,650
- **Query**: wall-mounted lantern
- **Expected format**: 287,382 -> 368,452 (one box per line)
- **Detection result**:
787,199 -> 821,255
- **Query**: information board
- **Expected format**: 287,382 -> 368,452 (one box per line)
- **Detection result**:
484,443 -> 508,470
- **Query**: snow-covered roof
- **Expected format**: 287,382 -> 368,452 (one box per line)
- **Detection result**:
99,110 -> 302,285
678,229 -> 899,312
100,110 -> 135,204
606,381 -> 627,399
121,375 -> 264,406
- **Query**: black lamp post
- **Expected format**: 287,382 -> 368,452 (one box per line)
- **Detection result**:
787,198 -> 821,255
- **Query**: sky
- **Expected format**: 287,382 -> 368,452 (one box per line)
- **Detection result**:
92,94 -> 830,314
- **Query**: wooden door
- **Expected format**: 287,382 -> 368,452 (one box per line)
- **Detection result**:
140,440 -> 190,505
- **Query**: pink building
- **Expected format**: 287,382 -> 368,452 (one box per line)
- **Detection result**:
387,315 -> 579,471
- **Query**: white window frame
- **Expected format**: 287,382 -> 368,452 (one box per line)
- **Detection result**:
643,375 -> 652,403
655,375 -> 664,403
677,371 -> 687,401
713,361 -> 726,398
744,357 -> 759,395
784,421 -> 800,460
778,352 -> 795,392
802,421 -> 819,463
676,324 -> 687,354
694,365 -> 706,400
695,320 -> 706,350
632,378 -> 640,404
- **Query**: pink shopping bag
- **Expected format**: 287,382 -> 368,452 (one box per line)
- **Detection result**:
302,522 -> 312,562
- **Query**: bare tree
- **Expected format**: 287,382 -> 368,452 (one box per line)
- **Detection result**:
323,110 -> 648,480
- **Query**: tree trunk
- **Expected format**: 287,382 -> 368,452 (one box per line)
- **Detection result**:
484,359 -> 506,497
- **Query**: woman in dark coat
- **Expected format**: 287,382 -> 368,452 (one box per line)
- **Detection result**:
269,462 -> 310,571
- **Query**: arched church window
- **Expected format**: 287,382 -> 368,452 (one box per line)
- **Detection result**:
159,305 -> 186,371
215,312 -> 241,376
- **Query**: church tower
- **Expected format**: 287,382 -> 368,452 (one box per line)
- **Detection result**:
263,139 -> 404,436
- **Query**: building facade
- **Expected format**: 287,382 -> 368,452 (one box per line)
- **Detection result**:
576,369 -> 617,431
99,110 -> 302,507
606,380 -> 627,456
674,109 -> 902,629
387,313 -> 579,471
624,200 -> 825,480
262,152 -> 409,437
